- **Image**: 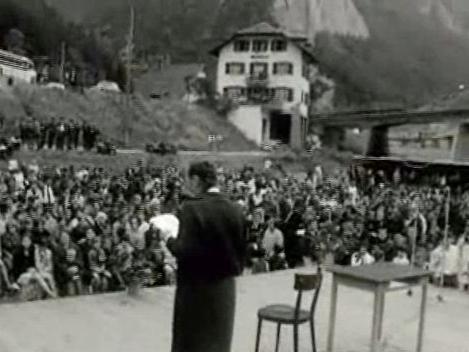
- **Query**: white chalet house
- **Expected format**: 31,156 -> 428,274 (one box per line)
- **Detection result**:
210,22 -> 317,149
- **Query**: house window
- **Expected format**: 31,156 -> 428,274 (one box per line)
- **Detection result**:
233,40 -> 250,52
223,86 -> 246,101
252,39 -> 269,52
247,87 -> 271,102
225,62 -> 245,75
273,62 -> 294,75
271,39 -> 287,52
250,62 -> 268,77
273,87 -> 294,102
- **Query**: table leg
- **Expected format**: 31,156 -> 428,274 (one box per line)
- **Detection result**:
371,284 -> 385,352
326,275 -> 339,352
417,278 -> 429,352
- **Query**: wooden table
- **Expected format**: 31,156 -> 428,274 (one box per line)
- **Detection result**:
326,263 -> 432,352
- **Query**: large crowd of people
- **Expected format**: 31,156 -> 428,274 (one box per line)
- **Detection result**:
0,158 -> 468,302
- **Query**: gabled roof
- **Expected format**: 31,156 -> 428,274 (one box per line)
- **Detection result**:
236,22 -> 286,36
209,22 -> 316,62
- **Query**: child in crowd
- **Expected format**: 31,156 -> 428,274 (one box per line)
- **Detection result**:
88,237 -> 111,293
64,248 -> 83,296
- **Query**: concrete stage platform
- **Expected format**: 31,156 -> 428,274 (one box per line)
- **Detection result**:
0,268 -> 468,352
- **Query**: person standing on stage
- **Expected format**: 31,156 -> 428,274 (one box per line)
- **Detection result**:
166,161 -> 246,352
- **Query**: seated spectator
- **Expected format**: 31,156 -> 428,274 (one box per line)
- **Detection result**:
251,247 -> 269,274
87,236 -> 111,293
64,248 -> 83,296
268,244 -> 288,271
0,251 -> 17,293
34,234 -> 58,297
351,245 -> 375,266
14,235 -> 56,299
393,248 -> 410,265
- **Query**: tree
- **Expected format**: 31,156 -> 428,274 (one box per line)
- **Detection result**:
4,28 -> 26,55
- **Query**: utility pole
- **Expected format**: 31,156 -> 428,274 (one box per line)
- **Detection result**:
305,0 -> 311,40
59,41 -> 66,84
124,1 -> 135,146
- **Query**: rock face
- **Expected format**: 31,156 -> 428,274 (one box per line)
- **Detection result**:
418,0 -> 463,34
273,0 -> 370,40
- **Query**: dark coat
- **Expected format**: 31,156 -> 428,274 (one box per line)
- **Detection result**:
168,192 -> 245,352
12,246 -> 35,280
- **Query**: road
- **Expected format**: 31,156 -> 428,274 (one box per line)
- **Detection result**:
116,149 -> 271,157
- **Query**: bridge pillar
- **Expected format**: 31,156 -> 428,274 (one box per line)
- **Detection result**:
451,123 -> 469,162
366,125 -> 390,157
322,127 -> 345,148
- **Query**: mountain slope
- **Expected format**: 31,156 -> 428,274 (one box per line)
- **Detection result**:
283,0 -> 469,107
274,0 -> 370,40
43,0 -> 469,109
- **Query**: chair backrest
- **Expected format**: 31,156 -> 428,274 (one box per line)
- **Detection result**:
294,268 -> 323,321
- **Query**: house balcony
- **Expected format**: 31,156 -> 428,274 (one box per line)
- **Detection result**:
246,73 -> 269,87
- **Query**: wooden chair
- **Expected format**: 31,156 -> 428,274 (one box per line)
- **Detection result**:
255,269 -> 323,352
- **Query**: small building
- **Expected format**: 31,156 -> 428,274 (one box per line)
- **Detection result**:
210,22 -> 317,149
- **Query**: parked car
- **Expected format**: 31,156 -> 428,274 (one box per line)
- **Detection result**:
0,136 -> 21,160
96,141 -> 117,155
43,82 -> 66,90
90,80 -> 121,93
145,142 -> 178,156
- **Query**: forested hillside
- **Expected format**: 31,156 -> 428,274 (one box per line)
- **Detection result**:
0,0 -> 124,85
28,0 -> 469,108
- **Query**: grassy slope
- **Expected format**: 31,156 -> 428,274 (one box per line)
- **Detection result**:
0,148 -> 350,177
0,83 -> 256,151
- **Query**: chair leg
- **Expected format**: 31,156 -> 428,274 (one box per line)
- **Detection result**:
275,323 -> 281,352
310,321 -> 317,352
255,318 -> 262,352
293,324 -> 299,352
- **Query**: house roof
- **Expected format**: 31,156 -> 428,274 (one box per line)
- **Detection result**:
236,22 -> 286,36
209,22 -> 316,61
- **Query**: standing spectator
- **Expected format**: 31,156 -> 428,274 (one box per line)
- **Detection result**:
38,121 -> 47,150
262,215 -> 284,258
32,118 -> 41,150
282,198 -> 306,268
47,117 -> 57,150
68,119 -> 79,150
89,124 -> 99,150
458,231 -> 469,291
83,122 -> 91,150
56,118 -> 67,151
42,178 -> 56,206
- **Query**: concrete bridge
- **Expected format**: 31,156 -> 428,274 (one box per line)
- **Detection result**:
311,109 -> 469,162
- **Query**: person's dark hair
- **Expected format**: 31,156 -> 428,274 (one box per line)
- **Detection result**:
188,161 -> 217,191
